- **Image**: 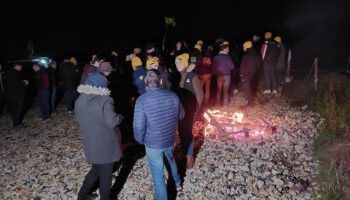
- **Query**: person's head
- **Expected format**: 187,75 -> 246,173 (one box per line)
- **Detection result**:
176,41 -> 182,50
219,41 -> 230,52
243,41 -> 253,52
264,32 -> 272,40
274,36 -> 282,43
32,63 -> 41,72
146,57 -> 159,70
196,40 -> 204,46
146,42 -> 155,54
98,61 -> 113,76
252,34 -> 260,42
110,51 -> 118,57
131,57 -> 143,70
69,57 -> 77,66
175,53 -> 189,72
144,69 -> 162,89
91,55 -> 104,67
194,44 -> 202,52
13,63 -> 22,71
49,61 -> 57,69
133,48 -> 142,55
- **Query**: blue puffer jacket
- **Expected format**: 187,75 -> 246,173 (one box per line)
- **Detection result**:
133,88 -> 184,149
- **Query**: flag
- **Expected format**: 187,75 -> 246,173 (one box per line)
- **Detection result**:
165,17 -> 176,27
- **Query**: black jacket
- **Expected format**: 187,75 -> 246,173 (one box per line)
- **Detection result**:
240,48 -> 261,79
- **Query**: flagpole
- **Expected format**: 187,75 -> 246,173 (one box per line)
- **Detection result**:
162,24 -> 169,51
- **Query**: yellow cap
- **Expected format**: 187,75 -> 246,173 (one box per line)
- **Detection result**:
133,48 -> 142,54
274,36 -> 282,43
131,57 -> 142,67
264,32 -> 272,40
111,51 -> 118,56
69,57 -> 77,65
175,53 -> 189,68
146,57 -> 159,70
196,40 -> 203,46
220,41 -> 230,46
194,44 -> 202,51
243,41 -> 253,49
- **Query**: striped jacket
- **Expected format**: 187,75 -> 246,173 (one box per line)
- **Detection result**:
133,88 -> 184,149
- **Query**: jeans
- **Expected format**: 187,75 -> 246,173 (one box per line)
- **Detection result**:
145,145 -> 181,200
198,74 -> 211,104
78,163 -> 114,200
51,86 -> 57,112
216,75 -> 231,106
38,90 -> 50,119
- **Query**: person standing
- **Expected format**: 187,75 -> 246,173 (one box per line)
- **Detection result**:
0,64 -> 5,115
260,32 -> 280,94
213,41 -> 235,106
32,62 -> 50,120
75,62 -> 123,200
133,69 -> 183,199
48,61 -> 59,112
240,41 -> 261,106
60,57 -> 79,113
274,36 -> 286,93
5,63 -> 29,127
174,53 -> 203,169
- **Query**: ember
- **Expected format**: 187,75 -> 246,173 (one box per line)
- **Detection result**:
203,109 -> 275,141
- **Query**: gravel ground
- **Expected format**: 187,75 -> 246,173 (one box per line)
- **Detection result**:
0,93 -> 323,199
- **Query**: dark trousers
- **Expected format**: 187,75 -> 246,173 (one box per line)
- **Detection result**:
64,90 -> 77,112
7,96 -> 25,126
263,63 -> 277,91
78,163 -> 114,200
242,78 -> 254,105
38,90 -> 50,119
51,86 -> 57,112
0,92 -> 5,116
178,111 -> 195,157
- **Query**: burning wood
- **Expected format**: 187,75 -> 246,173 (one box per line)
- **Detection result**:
203,109 -> 275,141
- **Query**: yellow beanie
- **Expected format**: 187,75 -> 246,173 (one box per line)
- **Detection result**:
131,57 -> 142,67
146,57 -> 159,70
175,53 -> 189,68
196,40 -> 203,46
274,36 -> 282,43
133,48 -> 142,54
243,41 -> 253,49
194,44 -> 202,51
69,57 -> 77,65
264,32 -> 272,40
111,51 -> 118,56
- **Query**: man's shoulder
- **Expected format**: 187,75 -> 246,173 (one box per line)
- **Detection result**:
139,88 -> 178,100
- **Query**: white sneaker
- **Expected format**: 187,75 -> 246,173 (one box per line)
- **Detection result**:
272,90 -> 278,94
262,90 -> 271,94
233,89 -> 239,95
176,185 -> 183,192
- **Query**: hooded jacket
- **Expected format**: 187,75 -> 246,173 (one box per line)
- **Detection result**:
75,84 -> 123,164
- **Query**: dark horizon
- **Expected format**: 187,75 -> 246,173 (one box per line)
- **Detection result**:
1,0 -> 349,69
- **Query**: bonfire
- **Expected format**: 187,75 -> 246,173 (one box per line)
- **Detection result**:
203,109 -> 276,141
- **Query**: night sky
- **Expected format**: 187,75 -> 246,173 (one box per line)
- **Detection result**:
1,0 -> 349,69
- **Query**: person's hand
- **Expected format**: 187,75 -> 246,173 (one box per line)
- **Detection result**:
23,80 -> 29,86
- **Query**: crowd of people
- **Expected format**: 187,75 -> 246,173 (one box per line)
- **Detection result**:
0,32 -> 287,200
